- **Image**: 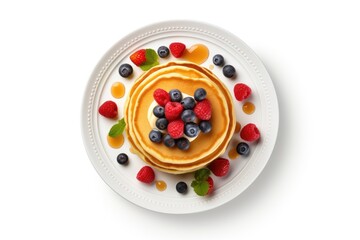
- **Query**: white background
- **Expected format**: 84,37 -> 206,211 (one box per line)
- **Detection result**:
1,0 -> 359,239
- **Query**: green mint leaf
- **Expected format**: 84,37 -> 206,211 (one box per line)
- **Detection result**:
191,180 -> 199,188
194,168 -> 210,181
191,180 -> 209,196
108,118 -> 126,137
145,48 -> 157,63
140,61 -> 158,71
140,49 -> 159,71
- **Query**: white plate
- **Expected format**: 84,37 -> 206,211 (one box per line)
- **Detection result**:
81,20 -> 279,214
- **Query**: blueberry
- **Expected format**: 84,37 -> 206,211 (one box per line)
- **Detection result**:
199,121 -> 212,133
223,65 -> 236,78
149,129 -> 162,143
163,134 -> 175,148
213,54 -> 224,66
118,63 -> 133,78
157,46 -> 170,58
116,153 -> 128,165
176,138 -> 190,150
181,97 -> 196,110
236,142 -> 250,155
176,181 -> 188,194
156,118 -> 168,130
169,89 -> 183,102
181,110 -> 196,123
194,88 -> 207,101
184,123 -> 200,138
153,105 -> 165,118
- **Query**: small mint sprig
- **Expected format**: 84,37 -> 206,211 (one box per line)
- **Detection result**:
191,168 -> 210,196
140,49 -> 159,71
108,118 -> 126,137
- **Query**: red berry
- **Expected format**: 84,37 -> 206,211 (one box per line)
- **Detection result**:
208,158 -> 230,177
234,83 -> 252,101
240,123 -> 260,142
207,177 -> 214,195
98,100 -> 118,118
194,99 -> 212,120
130,49 -> 146,66
167,119 -> 184,139
165,102 -> 183,121
169,42 -> 186,58
153,88 -> 170,106
136,166 -> 155,184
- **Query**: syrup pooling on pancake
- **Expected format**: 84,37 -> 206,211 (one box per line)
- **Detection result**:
133,75 -> 227,162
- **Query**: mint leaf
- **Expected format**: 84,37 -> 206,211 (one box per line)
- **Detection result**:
191,180 -> 209,196
194,168 -> 210,181
145,48 -> 157,63
108,118 -> 126,137
140,49 -> 159,71
140,61 -> 158,71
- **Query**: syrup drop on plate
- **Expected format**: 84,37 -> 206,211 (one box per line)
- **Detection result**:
107,134 -> 124,149
156,180 -> 167,191
235,122 -> 241,133
228,147 -> 239,160
111,82 -> 125,99
182,44 -> 209,64
242,102 -> 255,115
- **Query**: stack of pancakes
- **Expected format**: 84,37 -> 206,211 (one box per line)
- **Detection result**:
124,62 -> 236,174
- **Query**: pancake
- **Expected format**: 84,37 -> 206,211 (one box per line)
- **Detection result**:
124,62 -> 236,174
125,62 -> 235,173
133,75 -> 229,163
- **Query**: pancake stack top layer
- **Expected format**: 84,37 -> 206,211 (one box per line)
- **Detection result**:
124,61 -> 236,174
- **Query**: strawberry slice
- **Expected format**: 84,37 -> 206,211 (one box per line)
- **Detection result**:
207,177 -> 214,194
169,42 -> 186,58
130,49 -> 146,66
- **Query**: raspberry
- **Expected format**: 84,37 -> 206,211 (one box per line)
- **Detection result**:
208,158 -> 230,177
240,123 -> 260,142
234,83 -> 251,101
153,88 -> 170,106
167,119 -> 184,139
194,99 -> 212,120
165,102 -> 183,121
98,100 -> 118,118
169,42 -> 186,58
136,166 -> 155,184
